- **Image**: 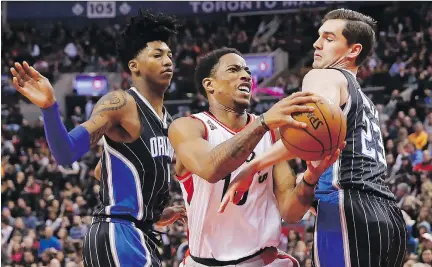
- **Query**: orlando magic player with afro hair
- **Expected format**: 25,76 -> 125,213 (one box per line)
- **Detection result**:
10,9 -> 186,267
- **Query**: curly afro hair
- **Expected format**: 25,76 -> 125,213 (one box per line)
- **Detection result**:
116,9 -> 179,72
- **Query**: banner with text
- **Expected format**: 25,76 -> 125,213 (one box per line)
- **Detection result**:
7,1 -> 349,20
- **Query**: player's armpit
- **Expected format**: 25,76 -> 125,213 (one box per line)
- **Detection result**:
169,116 -> 268,183
301,69 -> 347,106
272,161 -> 315,223
81,90 -> 129,147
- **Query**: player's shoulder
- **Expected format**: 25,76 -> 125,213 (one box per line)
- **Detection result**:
303,69 -> 348,87
104,89 -> 132,100
168,114 -> 206,138
94,90 -> 135,115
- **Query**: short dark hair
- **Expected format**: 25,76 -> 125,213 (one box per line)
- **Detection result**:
194,47 -> 241,95
116,9 -> 179,72
322,8 -> 377,66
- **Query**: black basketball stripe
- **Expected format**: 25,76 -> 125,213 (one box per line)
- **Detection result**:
303,127 -> 325,150
313,102 -> 333,150
282,129 -> 340,153
281,140 -> 342,153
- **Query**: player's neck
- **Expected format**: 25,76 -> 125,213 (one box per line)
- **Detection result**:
343,66 -> 358,76
329,60 -> 358,75
133,79 -> 165,118
208,101 -> 248,130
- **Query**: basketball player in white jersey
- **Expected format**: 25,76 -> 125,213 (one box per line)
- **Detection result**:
168,47 -> 341,266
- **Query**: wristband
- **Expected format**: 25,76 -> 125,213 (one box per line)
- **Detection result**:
259,114 -> 270,131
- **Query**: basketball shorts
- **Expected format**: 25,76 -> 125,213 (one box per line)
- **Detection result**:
181,247 -> 299,267
83,217 -> 162,267
313,190 -> 407,267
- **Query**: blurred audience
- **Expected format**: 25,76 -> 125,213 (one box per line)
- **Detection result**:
2,2 -> 432,267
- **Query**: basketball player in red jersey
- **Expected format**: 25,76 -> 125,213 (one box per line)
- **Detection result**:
168,47 -> 342,266
220,9 -> 407,267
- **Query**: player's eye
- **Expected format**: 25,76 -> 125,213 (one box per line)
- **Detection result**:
168,54 -> 173,59
326,38 -> 333,42
228,68 -> 237,72
154,54 -> 162,58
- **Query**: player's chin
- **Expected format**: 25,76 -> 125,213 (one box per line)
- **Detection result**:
160,72 -> 173,81
233,97 -> 251,109
312,61 -> 324,69
156,77 -> 173,88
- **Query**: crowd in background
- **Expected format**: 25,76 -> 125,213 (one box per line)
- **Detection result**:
1,7 -> 321,104
2,3 -> 432,267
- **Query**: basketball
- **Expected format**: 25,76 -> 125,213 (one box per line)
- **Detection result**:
279,94 -> 347,161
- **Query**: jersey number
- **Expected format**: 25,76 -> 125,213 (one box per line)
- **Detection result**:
220,152 -> 257,205
360,93 -> 387,166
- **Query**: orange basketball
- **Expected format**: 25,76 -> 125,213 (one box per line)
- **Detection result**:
279,94 -> 347,161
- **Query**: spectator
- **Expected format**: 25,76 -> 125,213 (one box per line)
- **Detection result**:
38,226 -> 61,256
413,151 -> 432,172
69,216 -> 87,241
405,142 -> 425,166
424,112 -> 432,134
409,122 -> 429,150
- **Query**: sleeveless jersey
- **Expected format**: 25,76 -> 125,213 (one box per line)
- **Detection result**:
177,112 -> 281,261
316,69 -> 395,200
94,87 -> 174,223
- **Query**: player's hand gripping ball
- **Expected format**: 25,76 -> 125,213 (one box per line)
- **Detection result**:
280,94 -> 347,161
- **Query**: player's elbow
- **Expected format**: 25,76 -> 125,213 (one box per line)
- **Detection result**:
202,171 -> 224,184
53,153 -> 76,166
280,208 -> 306,224
281,213 -> 304,224
283,217 -> 303,224
182,157 -> 227,183
198,166 -> 226,184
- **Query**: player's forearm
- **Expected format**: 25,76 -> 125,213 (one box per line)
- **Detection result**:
42,103 -> 90,165
254,140 -> 295,171
278,172 -> 316,223
205,119 -> 267,183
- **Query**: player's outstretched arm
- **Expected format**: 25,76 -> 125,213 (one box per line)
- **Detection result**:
272,152 -> 340,223
169,92 -> 318,184
216,139 -> 296,212
10,61 -> 128,165
239,139 -> 295,176
218,133 -> 345,214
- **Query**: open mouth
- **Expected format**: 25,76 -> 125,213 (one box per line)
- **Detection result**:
238,84 -> 251,93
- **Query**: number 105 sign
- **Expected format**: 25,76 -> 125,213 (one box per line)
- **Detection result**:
87,1 -> 116,18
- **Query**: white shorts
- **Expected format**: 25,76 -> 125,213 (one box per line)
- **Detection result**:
180,248 -> 299,267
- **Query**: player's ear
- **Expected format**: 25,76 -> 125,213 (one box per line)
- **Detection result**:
202,78 -> 215,94
347,43 -> 362,60
128,59 -> 139,73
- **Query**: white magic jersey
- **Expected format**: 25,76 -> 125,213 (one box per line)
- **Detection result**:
177,112 -> 282,261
